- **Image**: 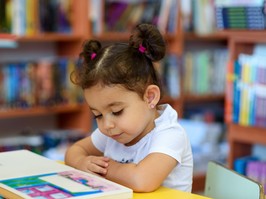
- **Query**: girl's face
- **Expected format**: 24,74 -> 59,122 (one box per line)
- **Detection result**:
84,84 -> 156,146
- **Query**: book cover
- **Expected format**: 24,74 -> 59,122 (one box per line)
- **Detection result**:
224,60 -> 234,123
0,150 -> 133,199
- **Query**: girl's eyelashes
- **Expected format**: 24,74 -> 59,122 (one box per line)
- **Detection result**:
94,114 -> 102,119
112,109 -> 123,116
93,109 -> 123,119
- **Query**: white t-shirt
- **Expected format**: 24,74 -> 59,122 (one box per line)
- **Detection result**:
91,104 -> 193,192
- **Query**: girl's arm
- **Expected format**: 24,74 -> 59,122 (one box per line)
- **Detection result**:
65,136 -> 110,175
105,153 -> 177,192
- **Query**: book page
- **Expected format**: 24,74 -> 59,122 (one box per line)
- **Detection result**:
0,150 -> 72,180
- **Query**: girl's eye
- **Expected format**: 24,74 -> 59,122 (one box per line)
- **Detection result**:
94,114 -> 102,119
112,110 -> 123,116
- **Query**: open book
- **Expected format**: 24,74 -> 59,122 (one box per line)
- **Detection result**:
0,150 -> 133,199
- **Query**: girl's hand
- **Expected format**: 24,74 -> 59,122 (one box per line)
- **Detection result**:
77,156 -> 110,175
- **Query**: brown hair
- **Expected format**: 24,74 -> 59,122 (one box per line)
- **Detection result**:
71,23 -> 166,99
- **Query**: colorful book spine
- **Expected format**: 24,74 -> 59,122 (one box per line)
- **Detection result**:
0,58 -> 83,110
215,6 -> 266,30
183,49 -> 228,95
230,53 -> 266,127
225,60 -> 235,123
246,160 -> 266,191
103,0 -> 177,33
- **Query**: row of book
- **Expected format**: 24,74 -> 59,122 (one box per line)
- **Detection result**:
0,58 -> 83,109
215,6 -> 266,30
234,156 -> 266,191
183,49 -> 228,95
227,53 -> 266,128
159,54 -> 181,98
0,129 -> 86,160
181,0 -> 265,34
0,54 -> 181,109
99,0 -> 178,34
214,0 -> 266,30
0,0 -> 72,35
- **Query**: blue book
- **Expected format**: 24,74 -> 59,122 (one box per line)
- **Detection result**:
234,156 -> 259,175
233,60 -> 241,123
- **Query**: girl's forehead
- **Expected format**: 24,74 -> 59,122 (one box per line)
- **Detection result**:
84,84 -> 141,111
84,84 -> 135,102
88,83 -> 128,93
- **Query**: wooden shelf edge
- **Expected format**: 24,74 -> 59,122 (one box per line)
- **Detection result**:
16,34 -> 82,42
184,94 -> 225,103
184,30 -> 266,42
192,173 -> 206,193
92,32 -> 177,42
0,104 -> 85,119
184,32 -> 229,41
228,123 -> 266,145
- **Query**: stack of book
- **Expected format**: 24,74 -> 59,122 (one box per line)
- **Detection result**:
0,58 -> 83,109
0,0 -> 72,35
234,156 -> 266,192
215,0 -> 266,30
158,54 -> 181,98
103,0 -> 178,33
227,53 -> 266,128
183,49 -> 228,95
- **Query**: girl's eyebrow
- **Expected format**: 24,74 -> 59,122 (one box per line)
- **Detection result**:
90,101 -> 124,111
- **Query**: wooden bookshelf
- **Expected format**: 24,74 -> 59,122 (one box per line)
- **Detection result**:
228,124 -> 266,169
226,34 -> 266,170
6,0 -> 265,193
192,173 -> 206,193
0,0 -> 91,132
17,34 -> 81,42
0,104 -> 84,119
184,94 -> 225,103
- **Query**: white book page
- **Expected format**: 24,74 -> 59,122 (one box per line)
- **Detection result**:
0,150 -> 72,180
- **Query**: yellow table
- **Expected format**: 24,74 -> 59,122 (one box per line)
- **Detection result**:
133,187 -> 211,199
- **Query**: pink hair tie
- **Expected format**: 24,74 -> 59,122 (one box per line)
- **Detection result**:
91,53 -> 96,60
138,44 -> 146,53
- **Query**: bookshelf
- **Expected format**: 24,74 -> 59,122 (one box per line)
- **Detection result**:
226,33 -> 266,169
88,0 -> 266,193
0,0 -> 232,193
4,0 -> 265,194
0,0 -> 92,132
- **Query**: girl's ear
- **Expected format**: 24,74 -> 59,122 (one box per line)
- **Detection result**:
144,85 -> 161,109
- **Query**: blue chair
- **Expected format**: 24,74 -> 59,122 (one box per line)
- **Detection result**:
204,161 -> 264,199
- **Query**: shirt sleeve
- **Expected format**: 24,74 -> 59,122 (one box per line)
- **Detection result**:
91,128 -> 108,152
149,124 -> 189,164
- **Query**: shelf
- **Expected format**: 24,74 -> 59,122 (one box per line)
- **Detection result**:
192,173 -> 206,193
185,30 -> 266,43
227,123 -> 266,168
1,33 -> 82,42
17,34 -> 82,42
184,94 -> 225,103
0,104 -> 85,119
184,32 -> 229,41
228,123 -> 266,145
0,34 -> 17,40
93,32 -> 177,42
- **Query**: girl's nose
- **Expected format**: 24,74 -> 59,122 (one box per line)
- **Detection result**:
103,115 -> 115,130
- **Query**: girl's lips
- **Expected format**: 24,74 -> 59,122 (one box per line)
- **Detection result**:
111,133 -> 123,139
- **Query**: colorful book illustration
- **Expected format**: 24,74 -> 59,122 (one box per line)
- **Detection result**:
0,150 -> 133,199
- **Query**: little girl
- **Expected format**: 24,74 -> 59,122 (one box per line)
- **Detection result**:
65,23 -> 193,193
